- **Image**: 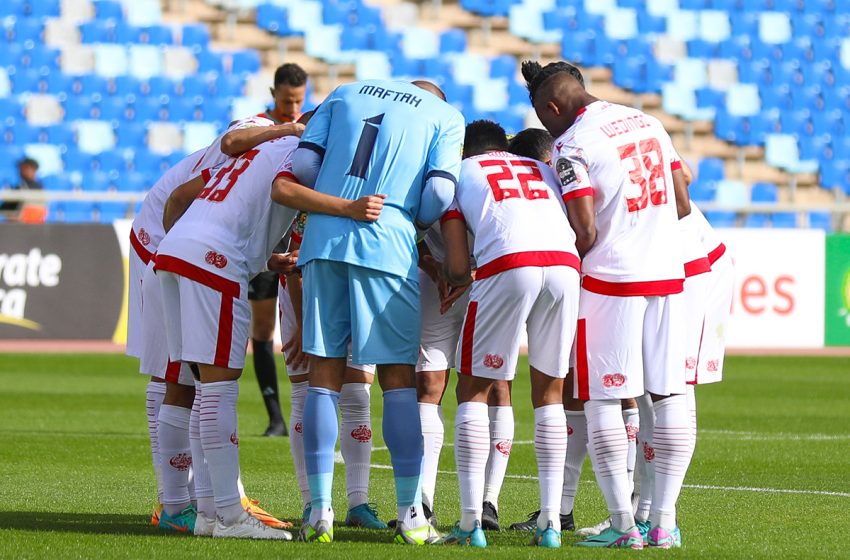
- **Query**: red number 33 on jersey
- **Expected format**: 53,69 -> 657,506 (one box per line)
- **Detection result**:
618,138 -> 667,213
479,159 -> 550,202
198,149 -> 260,203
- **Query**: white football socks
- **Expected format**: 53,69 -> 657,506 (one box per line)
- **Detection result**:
189,381 -> 215,519
635,393 -> 655,523
561,409 -> 587,515
339,382 -> 372,509
585,399 -> 634,532
650,394 -> 692,530
483,405 -> 514,510
289,380 -> 310,509
157,404 -> 192,515
199,380 -> 243,524
534,404 -> 567,532
455,401 -> 489,531
145,381 -> 166,503
622,407 -> 640,498
686,384 -> 697,460
418,402 -> 444,512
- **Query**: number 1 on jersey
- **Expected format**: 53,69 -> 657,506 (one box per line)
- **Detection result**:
348,113 -> 385,180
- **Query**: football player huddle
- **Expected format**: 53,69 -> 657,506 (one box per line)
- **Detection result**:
126,59 -> 733,549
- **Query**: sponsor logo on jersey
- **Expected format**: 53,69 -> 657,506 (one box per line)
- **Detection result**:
602,373 -> 626,388
685,357 -> 697,370
169,453 -> 192,471
138,228 -> 151,246
351,425 -> 372,443
230,432 -> 239,446
496,440 -> 512,457
483,354 -> 504,369
205,251 -> 228,269
643,441 -> 655,462
556,157 -> 576,187
294,422 -> 302,434
625,424 -> 639,441
706,360 -> 719,373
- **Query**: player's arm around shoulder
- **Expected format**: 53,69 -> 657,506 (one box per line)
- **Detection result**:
220,123 -> 305,157
271,172 -> 386,222
162,172 -> 208,232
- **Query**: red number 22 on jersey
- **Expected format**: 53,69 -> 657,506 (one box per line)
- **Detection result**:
478,159 -> 550,202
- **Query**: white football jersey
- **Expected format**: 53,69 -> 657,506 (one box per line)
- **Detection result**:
156,135 -> 300,282
551,101 -> 685,294
690,204 -> 724,256
131,115 -> 275,254
447,152 -> 579,279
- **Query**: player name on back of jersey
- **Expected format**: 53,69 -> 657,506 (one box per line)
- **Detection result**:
358,84 -> 423,108
599,112 -> 653,139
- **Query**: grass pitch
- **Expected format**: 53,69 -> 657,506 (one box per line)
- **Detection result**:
0,353 -> 848,559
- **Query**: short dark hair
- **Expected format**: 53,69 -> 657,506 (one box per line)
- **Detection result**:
508,128 -> 554,161
521,60 -> 585,104
463,120 -> 508,158
18,157 -> 38,169
273,63 -> 308,88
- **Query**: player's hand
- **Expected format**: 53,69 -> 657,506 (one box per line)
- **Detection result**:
267,251 -> 299,274
420,254 -> 442,284
440,280 -> 471,314
283,327 -> 309,372
278,123 -> 306,138
347,194 -> 387,222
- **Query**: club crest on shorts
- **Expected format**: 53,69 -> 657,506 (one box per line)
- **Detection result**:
556,157 -> 576,187
483,354 -> 504,369
205,251 -> 228,269
351,425 -> 372,443
643,442 -> 655,462
230,432 -> 239,446
602,373 -> 626,388
685,357 -> 697,370
496,440 -> 512,457
138,228 -> 151,246
707,360 -> 719,373
294,422 -> 302,434
169,453 -> 192,471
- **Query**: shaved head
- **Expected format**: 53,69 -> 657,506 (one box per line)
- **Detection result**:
412,80 -> 446,101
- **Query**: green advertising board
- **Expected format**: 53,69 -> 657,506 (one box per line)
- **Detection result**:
825,234 -> 850,346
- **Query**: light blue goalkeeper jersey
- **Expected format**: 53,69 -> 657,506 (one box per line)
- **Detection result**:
296,79 -> 464,279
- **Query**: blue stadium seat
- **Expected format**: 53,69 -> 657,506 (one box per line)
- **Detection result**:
63,96 -> 97,121
765,133 -> 819,174
750,182 -> 778,203
181,75 -> 214,99
11,122 -> 39,144
143,76 -> 176,98
779,109 -> 813,138
63,148 -> 96,172
181,24 -> 210,50
115,122 -> 147,147
771,212 -> 797,228
95,149 -> 130,173
256,4 -> 290,35
131,97 -> 165,122
98,97 -> 130,122
215,74 -> 245,98
698,158 -> 725,181
799,134 -> 832,161
196,51 -> 224,74
440,29 -> 466,53
81,171 -> 113,192
25,46 -> 60,71
689,181 -> 717,202
0,0 -> 23,18
97,201 -> 130,222
132,149 -> 168,175
704,211 -> 737,227
114,22 -> 141,44
808,211 -> 832,231
42,175 -> 74,191
95,0 -> 125,21
111,76 -> 143,100
115,171 -> 149,192
80,20 -> 115,43
12,18 -> 43,45
167,96 -> 200,121
139,24 -> 173,45
231,50 -> 261,74
198,98 -> 232,124
45,123 -> 75,146
744,213 -> 769,227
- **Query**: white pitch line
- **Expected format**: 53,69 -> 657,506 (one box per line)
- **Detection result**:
345,460 -> 850,498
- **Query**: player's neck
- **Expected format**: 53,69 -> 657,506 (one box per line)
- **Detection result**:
563,94 -> 598,132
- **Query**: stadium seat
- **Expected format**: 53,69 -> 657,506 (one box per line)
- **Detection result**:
354,52 -> 391,81
697,158 -> 725,182
115,122 -> 147,147
771,212 -> 798,228
180,24 -> 210,50
94,44 -> 129,77
726,83 -> 761,117
97,200 -> 130,222
128,45 -> 163,80
95,149 -> 130,173
765,133 -> 819,174
231,50 -> 262,74
182,121 -> 218,153
750,182 -> 779,203
440,29 -> 467,54
23,143 -> 63,176
63,148 -> 96,172
76,120 -> 116,154
61,200 -> 98,222
689,181 -> 717,202
704,211 -> 737,227
114,171 -> 148,192
715,180 -> 749,207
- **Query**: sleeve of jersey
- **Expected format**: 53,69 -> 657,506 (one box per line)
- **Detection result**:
440,199 -> 466,224
555,154 -> 593,203
274,155 -> 298,183
297,90 -> 335,159
424,111 -> 464,187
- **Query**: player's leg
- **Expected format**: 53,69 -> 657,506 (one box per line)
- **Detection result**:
341,362 -> 387,529
525,265 -> 579,548
644,293 -> 690,548
575,290 -> 644,549
561,376 -> 585,531
144,378 -> 166,523
300,259 -> 350,541
417,368 -> 448,522
278,281 -> 311,517
175,273 -> 290,540
482,380 -> 512,531
622,398 -> 640,501
349,264 -> 436,545
157,377 -> 195,527
248,272 -> 286,437
189,375 -> 216,535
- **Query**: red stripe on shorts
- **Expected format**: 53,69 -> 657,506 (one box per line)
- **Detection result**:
576,318 -> 590,400
214,294 -> 234,368
164,360 -> 181,383
154,255 -> 240,298
459,301 -> 478,375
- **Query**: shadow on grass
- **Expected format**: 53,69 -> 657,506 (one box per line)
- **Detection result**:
0,511 -> 160,536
